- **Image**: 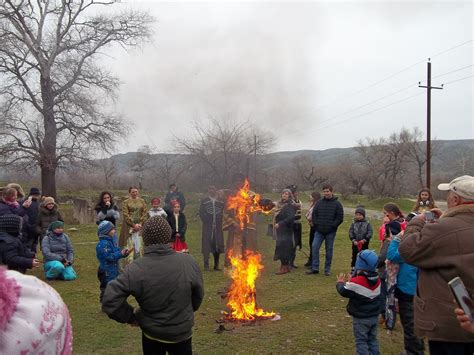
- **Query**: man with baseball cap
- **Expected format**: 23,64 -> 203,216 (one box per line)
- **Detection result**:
399,175 -> 474,354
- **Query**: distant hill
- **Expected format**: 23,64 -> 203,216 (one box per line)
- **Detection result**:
107,139 -> 473,173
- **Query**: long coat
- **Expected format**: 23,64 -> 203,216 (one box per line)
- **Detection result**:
199,197 -> 225,255
273,201 -> 296,262
118,198 -> 148,248
167,212 -> 187,242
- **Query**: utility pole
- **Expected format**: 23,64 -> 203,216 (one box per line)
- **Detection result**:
418,59 -> 443,190
254,135 -> 257,188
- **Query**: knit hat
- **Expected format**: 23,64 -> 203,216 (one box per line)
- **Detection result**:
28,187 -> 40,196
0,267 -> 73,354
98,220 -> 115,236
0,215 -> 22,236
387,220 -> 401,236
142,216 -> 172,246
42,196 -> 55,206
355,205 -> 366,217
355,250 -> 378,272
49,220 -> 64,231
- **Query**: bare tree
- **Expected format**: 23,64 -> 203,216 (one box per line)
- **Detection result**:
129,145 -> 155,190
176,119 -> 274,186
153,153 -> 193,190
0,0 -> 154,197
356,137 -> 393,197
291,155 -> 329,190
101,158 -> 117,188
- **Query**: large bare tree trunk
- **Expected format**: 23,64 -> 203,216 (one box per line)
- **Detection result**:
41,76 -> 58,198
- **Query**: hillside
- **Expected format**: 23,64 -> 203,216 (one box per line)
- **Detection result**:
108,139 -> 473,173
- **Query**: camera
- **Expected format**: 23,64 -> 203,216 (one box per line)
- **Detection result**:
406,211 -> 419,222
424,211 -> 436,223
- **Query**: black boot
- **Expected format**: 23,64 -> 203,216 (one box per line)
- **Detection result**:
213,253 -> 221,271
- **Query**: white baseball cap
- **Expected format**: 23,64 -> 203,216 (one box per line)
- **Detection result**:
438,175 -> 474,199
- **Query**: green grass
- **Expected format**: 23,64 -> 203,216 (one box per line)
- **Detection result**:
29,202 -> 407,354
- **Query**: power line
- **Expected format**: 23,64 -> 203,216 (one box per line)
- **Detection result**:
278,39 -> 474,134
298,39 -> 473,115
444,74 -> 474,86
295,92 -> 425,137
430,39 -> 474,59
291,81 -> 420,136
300,71 -> 473,137
433,65 -> 473,79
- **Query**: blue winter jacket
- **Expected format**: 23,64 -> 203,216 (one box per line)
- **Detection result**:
387,238 -> 418,296
96,235 -> 123,283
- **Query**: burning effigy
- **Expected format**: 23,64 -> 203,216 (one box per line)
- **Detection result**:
221,178 -> 278,322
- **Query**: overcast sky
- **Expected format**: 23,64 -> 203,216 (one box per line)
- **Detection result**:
104,0 -> 473,154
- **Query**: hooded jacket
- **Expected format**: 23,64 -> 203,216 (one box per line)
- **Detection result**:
96,234 -> 123,283
336,271 -> 383,318
41,231 -> 74,264
0,232 -> 35,271
36,205 -> 63,237
102,244 -> 204,343
399,203 -> 474,342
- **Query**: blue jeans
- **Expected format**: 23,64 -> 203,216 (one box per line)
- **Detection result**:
44,260 -> 77,281
353,316 -> 380,355
311,231 -> 336,273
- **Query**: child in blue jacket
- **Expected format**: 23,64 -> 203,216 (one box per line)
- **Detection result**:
387,233 -> 424,355
96,221 -> 130,303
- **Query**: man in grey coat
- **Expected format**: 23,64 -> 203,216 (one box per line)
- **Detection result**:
102,216 -> 204,355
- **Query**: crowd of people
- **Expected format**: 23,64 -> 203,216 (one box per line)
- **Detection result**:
1,176 -> 474,354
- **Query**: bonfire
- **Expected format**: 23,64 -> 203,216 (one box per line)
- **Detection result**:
224,179 -> 276,321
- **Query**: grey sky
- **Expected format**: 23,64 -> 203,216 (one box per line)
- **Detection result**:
105,0 -> 473,154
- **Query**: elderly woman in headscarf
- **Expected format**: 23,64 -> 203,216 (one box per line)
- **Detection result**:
273,188 -> 296,275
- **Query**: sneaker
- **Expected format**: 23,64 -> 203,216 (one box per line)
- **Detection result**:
324,272 -> 331,276
305,270 -> 319,275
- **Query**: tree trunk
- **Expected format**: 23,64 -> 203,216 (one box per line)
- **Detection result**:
41,164 -> 57,198
40,75 -> 58,198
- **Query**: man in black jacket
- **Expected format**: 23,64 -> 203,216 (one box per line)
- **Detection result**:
306,184 -> 344,276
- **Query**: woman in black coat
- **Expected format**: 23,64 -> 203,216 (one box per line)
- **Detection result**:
273,189 -> 296,275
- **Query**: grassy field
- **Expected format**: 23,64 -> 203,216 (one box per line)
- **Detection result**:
28,197 -> 410,355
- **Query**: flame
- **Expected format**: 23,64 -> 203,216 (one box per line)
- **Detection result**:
224,178 -> 275,321
227,178 -> 271,230
226,250 -> 275,320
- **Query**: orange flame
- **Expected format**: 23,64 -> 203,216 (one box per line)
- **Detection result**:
226,250 -> 275,320
227,178 -> 270,230
225,178 -> 275,321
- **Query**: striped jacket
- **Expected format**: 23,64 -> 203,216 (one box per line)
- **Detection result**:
336,272 -> 383,318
